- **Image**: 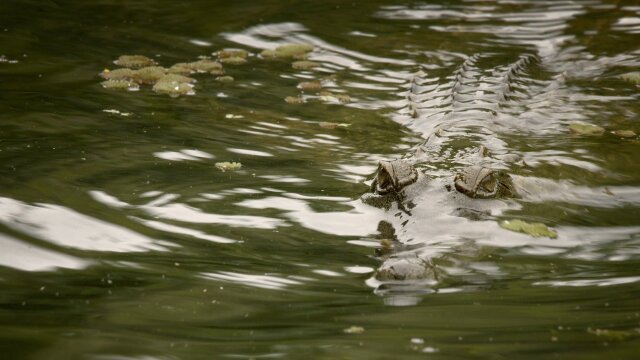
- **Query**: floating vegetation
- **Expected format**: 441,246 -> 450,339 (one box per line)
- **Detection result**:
188,59 -> 223,73
620,72 -> 640,84
114,55 -> 157,68
131,66 -> 167,84
158,73 -> 196,84
100,79 -> 139,91
215,162 -> 242,172
297,80 -> 322,91
261,43 -> 314,59
152,80 -> 194,97
216,75 -> 234,82
611,129 -> 636,138
168,62 -> 194,75
292,60 -> 320,70
499,219 -> 557,238
219,56 -> 247,65
319,91 -> 350,104
569,122 -> 605,136
285,96 -> 304,104
216,49 -> 249,59
343,326 -> 365,334
99,68 -> 135,80
587,328 -> 635,341
319,122 -> 351,129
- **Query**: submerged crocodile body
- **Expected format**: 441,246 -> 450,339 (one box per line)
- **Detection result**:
363,53 -> 547,283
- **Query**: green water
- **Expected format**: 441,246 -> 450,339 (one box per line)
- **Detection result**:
1,1 -> 640,359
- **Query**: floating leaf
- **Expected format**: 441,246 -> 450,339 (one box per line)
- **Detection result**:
569,122 -> 605,136
215,162 -> 242,172
499,219 -> 557,238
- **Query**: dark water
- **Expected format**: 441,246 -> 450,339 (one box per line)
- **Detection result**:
1,1 -> 640,359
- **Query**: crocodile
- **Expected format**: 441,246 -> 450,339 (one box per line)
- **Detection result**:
362,53 -> 543,283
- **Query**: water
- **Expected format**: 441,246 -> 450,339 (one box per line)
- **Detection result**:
1,1 -> 639,359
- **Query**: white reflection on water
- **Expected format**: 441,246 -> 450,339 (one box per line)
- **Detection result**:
237,196 -> 381,237
201,271 -> 302,290
90,190 -> 285,230
0,233 -> 90,271
153,149 -> 214,161
227,148 -> 273,157
0,197 -> 173,252
535,276 -> 640,288
134,218 -> 239,244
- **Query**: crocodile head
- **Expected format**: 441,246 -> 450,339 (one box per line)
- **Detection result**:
370,159 -> 418,195
453,166 -> 515,198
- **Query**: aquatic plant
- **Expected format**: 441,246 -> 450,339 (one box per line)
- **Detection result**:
114,55 -> 157,68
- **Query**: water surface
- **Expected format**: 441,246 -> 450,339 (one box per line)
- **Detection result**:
1,1 -> 639,359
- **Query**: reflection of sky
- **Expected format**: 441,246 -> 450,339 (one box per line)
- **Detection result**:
201,271 -> 302,290
238,195 -> 382,237
0,233 -> 90,271
0,196 -> 173,253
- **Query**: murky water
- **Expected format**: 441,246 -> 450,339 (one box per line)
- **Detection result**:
1,1 -> 640,359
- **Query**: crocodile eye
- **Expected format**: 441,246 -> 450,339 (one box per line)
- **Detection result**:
480,176 -> 496,192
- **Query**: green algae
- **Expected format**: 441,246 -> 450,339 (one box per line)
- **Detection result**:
114,55 -> 157,68
499,219 -> 557,238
